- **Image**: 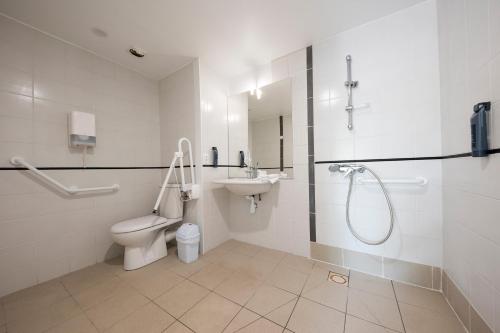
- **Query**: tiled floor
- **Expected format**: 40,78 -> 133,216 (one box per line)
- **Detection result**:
0,240 -> 466,333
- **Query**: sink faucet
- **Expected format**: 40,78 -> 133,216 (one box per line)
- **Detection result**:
245,162 -> 259,179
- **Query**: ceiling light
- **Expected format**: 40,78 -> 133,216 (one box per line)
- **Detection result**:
256,88 -> 262,100
129,47 -> 146,58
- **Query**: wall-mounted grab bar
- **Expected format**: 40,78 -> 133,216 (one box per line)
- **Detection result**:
10,156 -> 120,194
357,176 -> 428,186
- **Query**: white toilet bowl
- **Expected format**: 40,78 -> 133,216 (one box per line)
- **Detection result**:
111,215 -> 182,270
110,185 -> 184,270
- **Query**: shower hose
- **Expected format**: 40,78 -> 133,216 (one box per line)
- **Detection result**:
345,165 -> 394,245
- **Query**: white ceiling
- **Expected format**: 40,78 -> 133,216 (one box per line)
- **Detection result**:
0,0 -> 425,80
248,79 -> 291,121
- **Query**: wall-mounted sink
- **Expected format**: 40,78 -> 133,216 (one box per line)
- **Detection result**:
212,177 -> 276,196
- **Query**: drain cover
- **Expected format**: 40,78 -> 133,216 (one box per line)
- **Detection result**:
328,271 -> 349,285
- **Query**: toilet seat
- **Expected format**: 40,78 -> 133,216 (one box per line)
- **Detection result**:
111,215 -> 181,234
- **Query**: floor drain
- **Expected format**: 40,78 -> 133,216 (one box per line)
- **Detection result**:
328,271 -> 349,285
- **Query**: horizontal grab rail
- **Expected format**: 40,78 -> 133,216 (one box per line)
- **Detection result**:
357,176 -> 428,186
10,156 -> 120,195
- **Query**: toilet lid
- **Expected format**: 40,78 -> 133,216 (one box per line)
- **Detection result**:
111,215 -> 169,234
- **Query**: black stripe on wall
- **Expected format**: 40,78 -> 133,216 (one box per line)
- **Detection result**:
279,115 -> 284,172
314,148 -> 500,164
306,45 -> 316,243
0,164 -> 246,171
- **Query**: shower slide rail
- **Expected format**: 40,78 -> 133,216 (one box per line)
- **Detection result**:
10,156 -> 120,194
356,176 -> 428,186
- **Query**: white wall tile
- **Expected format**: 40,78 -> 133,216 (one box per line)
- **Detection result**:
0,15 -> 161,297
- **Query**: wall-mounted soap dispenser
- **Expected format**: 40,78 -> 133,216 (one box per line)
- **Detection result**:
211,147 -> 218,168
470,102 -> 491,157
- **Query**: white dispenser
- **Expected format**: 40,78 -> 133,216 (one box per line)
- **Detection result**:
69,111 -> 96,147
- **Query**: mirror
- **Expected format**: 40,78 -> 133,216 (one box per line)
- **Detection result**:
227,78 -> 293,178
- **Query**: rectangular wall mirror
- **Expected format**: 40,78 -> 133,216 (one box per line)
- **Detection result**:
227,78 -> 293,178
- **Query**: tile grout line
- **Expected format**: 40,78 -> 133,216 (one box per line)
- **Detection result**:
58,279 -> 101,333
391,280 -> 407,333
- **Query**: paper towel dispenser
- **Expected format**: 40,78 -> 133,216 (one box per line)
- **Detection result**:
69,111 -> 96,147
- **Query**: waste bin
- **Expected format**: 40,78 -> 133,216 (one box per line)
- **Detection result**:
176,223 -> 200,263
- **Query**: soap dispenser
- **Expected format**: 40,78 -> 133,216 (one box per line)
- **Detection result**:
470,101 -> 491,157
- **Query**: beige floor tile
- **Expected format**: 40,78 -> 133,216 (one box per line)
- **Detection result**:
302,279 -> 348,312
3,280 -> 69,323
267,265 -> 309,295
154,280 -> 210,318
218,252 -> 254,271
61,263 -> 116,294
394,282 -> 454,316
233,243 -> 263,257
85,286 -> 149,331
123,267 -> 185,299
238,317 -> 283,332
44,314 -> 98,333
180,293 -> 241,333
280,254 -> 314,274
0,304 -> 4,326
215,272 -> 263,305
105,302 -> 175,333
168,258 -> 209,277
238,257 -> 278,281
223,308 -> 260,332
0,325 -> 5,333
264,298 -> 297,326
216,240 -> 245,252
287,297 -> 345,333
202,248 -> 231,263
6,296 -> 82,333
347,289 -> 403,332
101,256 -> 126,275
189,263 -> 233,290
146,252 -> 182,272
253,248 -> 287,264
349,271 -> 395,299
73,276 -> 126,310
245,284 -> 296,316
345,315 -> 399,333
164,321 -> 194,333
399,303 -> 466,333
302,264 -> 331,293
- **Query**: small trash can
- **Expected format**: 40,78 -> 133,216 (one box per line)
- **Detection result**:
176,223 -> 200,263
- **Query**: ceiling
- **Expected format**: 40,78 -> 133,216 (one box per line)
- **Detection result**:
0,0 -> 424,80
248,78 -> 291,121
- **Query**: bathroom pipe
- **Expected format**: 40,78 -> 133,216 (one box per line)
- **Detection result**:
165,230 -> 176,243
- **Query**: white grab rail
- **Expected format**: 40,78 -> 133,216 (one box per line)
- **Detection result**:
357,176 -> 428,186
10,156 -> 120,194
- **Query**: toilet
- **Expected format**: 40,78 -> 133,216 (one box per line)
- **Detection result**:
111,185 -> 183,270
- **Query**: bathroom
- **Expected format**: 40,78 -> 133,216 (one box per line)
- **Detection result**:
0,0 -> 498,332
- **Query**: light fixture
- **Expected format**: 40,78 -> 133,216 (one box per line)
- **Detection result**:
256,88 -> 262,100
129,47 -> 145,58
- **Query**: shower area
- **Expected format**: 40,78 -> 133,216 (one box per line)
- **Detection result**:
311,0 -> 444,289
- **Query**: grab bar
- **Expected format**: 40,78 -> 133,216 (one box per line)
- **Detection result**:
10,156 -> 120,194
357,176 -> 428,186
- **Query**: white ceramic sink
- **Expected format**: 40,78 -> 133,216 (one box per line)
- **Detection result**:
213,177 -> 277,196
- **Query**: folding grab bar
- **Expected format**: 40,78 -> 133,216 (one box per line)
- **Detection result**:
10,156 -> 120,194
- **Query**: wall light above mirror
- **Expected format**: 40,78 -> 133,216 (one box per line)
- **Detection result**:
227,78 -> 294,179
